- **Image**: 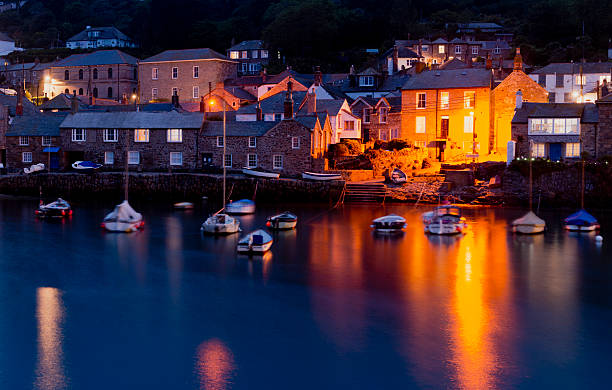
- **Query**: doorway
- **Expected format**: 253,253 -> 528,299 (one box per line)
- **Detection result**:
549,143 -> 562,161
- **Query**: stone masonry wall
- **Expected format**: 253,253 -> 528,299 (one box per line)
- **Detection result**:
596,103 -> 612,157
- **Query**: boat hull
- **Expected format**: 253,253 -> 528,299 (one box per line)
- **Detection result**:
512,224 -> 545,234
267,220 -> 297,230
302,172 -> 342,181
35,208 -> 71,218
225,204 -> 255,214
564,224 -> 599,232
102,220 -> 144,233
426,222 -> 467,235
201,221 -> 240,234
242,168 -> 280,179
237,240 -> 273,254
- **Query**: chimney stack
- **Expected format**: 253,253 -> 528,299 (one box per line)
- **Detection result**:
16,86 -> 23,116
307,90 -> 316,114
314,66 -> 322,86
256,102 -> 262,121
171,90 -> 179,108
392,45 -> 399,74
515,90 -> 523,110
486,54 -> 492,70
283,79 -> 294,119
71,93 -> 79,114
199,96 -> 205,113
513,48 -> 523,71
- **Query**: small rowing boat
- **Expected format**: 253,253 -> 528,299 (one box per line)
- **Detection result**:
101,200 -> 144,232
302,172 -> 342,181
242,167 -> 280,179
266,212 -> 298,230
371,214 -> 406,233
237,229 -> 273,254
35,198 -> 72,218
201,213 -> 240,234
72,161 -> 102,170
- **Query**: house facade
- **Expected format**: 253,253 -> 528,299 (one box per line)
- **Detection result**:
226,40 -> 270,76
66,26 -> 138,49
367,97 -> 402,142
394,39 -> 512,68
529,63 -> 612,103
0,60 -> 55,101
43,50 -> 138,102
400,68 -> 493,161
139,48 -> 238,104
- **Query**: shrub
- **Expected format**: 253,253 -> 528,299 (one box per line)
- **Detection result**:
422,158 -> 433,169
387,139 -> 411,151
330,143 -> 349,157
342,139 -> 362,155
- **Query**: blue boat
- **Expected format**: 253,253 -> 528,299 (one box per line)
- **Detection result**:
564,209 -> 600,232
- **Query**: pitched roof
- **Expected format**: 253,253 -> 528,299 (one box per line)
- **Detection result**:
597,93 -> 612,103
439,58 -> 469,70
357,67 -> 381,76
141,48 -> 228,63
0,94 -> 38,116
457,22 -> 503,30
40,93 -> 87,111
228,40 -> 265,51
476,40 -> 511,50
402,68 -> 492,90
53,50 -> 138,66
7,113 -> 68,136
225,86 -> 256,101
531,62 -> 612,75
313,99 -> 345,116
60,111 -> 204,129
67,26 -> 132,42
237,91 -> 307,114
511,103 -> 599,123
294,115 -> 319,129
202,120 -> 276,136
350,96 -> 377,108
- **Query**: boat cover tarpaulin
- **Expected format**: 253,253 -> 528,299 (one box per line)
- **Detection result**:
512,211 -> 545,226
565,209 -> 598,225
373,214 -> 406,223
105,200 -> 142,222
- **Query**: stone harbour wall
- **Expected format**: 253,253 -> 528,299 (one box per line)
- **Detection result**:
0,172 -> 345,204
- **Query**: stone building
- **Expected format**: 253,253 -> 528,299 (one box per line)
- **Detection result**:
595,93 -> 612,157
492,49 -> 548,154
367,96 -> 402,142
529,62 -> 612,103
139,48 -> 238,104
226,40 -> 269,76
66,26 -> 138,49
44,50 -> 138,102
511,102 -> 599,160
0,92 -> 39,167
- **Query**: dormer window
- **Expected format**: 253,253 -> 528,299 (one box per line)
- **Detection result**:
359,76 -> 374,87
379,107 -> 388,123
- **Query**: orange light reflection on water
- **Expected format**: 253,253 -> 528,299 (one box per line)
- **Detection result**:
195,339 -> 235,390
35,287 -> 67,390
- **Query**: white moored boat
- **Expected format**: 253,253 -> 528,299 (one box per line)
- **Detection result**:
102,200 -> 144,232
35,198 -> 72,218
302,172 -> 342,181
237,229 -> 273,254
24,163 -> 45,174
512,211 -> 546,234
72,161 -> 102,170
371,214 -> 406,233
390,168 -> 407,184
424,205 -> 468,235
242,167 -> 280,179
201,213 -> 240,234
266,212 -> 298,230
225,199 -> 255,215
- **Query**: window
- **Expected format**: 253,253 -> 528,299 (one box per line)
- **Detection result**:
172,67 -> 178,79
108,67 -> 113,79
273,155 -> 283,169
439,45 -> 445,54
529,118 -> 580,135
78,88 -> 83,95
390,129 -> 399,139
379,129 -> 389,141
464,91 -> 475,108
22,152 -> 32,163
493,47 -> 501,54
564,92 -> 571,102
440,92 -> 449,109
19,136 -> 29,146
247,153 -> 257,168
217,136 -> 224,147
104,151 -> 114,165
167,129 -> 182,142
152,68 -> 159,80
93,69 -> 98,79
248,136 -> 256,148
192,66 -> 199,79
379,107 -> 388,123
104,129 -> 118,142
172,87 -> 178,96
152,88 -> 158,99
471,47 -> 478,55
292,137 -> 300,149
241,63 -> 248,73
261,50 -> 268,58
241,51 -> 248,59
72,129 -> 86,142
575,75 -> 586,85
170,152 -> 183,166
42,136 -> 52,146
248,63 -> 259,72
229,51 -> 239,59
223,154 -> 232,168
464,115 -> 474,133
415,140 -> 426,148
548,93 -> 556,103
532,143 -> 545,158
193,86 -> 199,99
566,143 -> 580,158
134,129 -> 149,142
363,108 -> 371,123
107,87 -> 113,98
417,92 -> 426,109
64,70 -> 69,80
344,121 -> 355,130
416,117 -> 426,133
78,69 -> 83,80
133,68 -> 138,80
455,45 -> 461,54
421,46 -> 429,52
360,76 -> 374,87
128,151 -> 140,165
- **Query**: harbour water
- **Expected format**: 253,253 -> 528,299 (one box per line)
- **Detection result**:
1,197 -> 611,389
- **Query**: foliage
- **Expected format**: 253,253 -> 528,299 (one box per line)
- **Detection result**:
341,139 -> 361,155
329,143 -> 349,157
387,139 -> 411,151
509,157 -> 569,178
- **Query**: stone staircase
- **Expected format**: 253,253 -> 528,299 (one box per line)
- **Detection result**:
343,182 -> 387,203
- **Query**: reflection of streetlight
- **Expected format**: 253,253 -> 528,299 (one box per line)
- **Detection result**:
210,97 -> 227,208
44,76 -> 50,82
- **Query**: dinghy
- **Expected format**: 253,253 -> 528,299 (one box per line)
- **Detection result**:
35,198 -> 72,218
101,200 -> 144,232
237,229 -> 273,254
302,172 -> 342,181
72,161 -> 102,170
424,205 -> 468,235
225,199 -> 255,215
24,163 -> 45,174
390,168 -> 407,184
266,212 -> 298,230
512,211 -> 546,234
564,209 -> 599,232
371,214 -> 406,233
201,213 -> 240,234
242,167 -> 280,179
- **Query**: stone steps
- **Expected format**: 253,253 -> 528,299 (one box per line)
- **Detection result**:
344,183 -> 387,203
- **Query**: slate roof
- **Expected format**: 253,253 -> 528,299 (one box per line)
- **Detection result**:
228,40 -> 265,51
597,93 -> 612,103
457,22 -> 503,30
141,48 -> 228,63
402,68 -> 492,90
511,103 -> 599,123
201,120 -> 276,136
224,86 -> 256,101
237,91 -> 307,114
381,46 -> 422,59
60,111 -> 204,129
2,62 -> 36,71
438,58 -> 468,70
0,95 -> 38,116
6,113 -> 68,136
54,50 -> 138,66
0,32 -> 14,42
357,67 -> 381,76
40,94 -> 87,111
294,116 -> 318,129
477,40 -> 511,50
350,96 -> 377,108
531,62 -> 612,75
67,27 -> 132,42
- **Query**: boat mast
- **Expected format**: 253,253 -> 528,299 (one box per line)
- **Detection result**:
124,144 -> 129,201
222,98 -> 226,210
581,157 -> 585,209
528,140 -> 533,212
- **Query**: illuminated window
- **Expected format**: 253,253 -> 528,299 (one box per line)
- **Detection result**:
360,76 -> 374,87
172,67 -> 178,79
464,115 -> 474,133
417,92 -> 426,108
104,151 -> 114,164
167,129 -> 182,142
223,154 -> 232,168
247,153 -> 257,168
217,136 -> 224,147
440,92 -> 449,109
261,50 -> 268,58
42,136 -> 52,146
252,50 -> 258,59
134,129 -> 149,142
273,155 -> 283,169
439,45 -> 445,54
19,136 -> 29,146
248,136 -> 256,148
22,152 -> 32,163
565,143 -> 580,158
292,137 -> 300,149
415,140 -> 426,148
104,129 -> 118,142
575,75 -> 586,85
229,51 -> 239,59
152,68 -> 158,80
531,143 -> 546,158
529,118 -> 579,135
416,116 -> 426,133
170,152 -> 182,166
128,151 -> 140,164
464,91 -> 475,108
72,129 -> 85,142
241,51 -> 248,59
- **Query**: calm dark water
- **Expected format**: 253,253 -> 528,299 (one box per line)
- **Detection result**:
1,197 -> 612,389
